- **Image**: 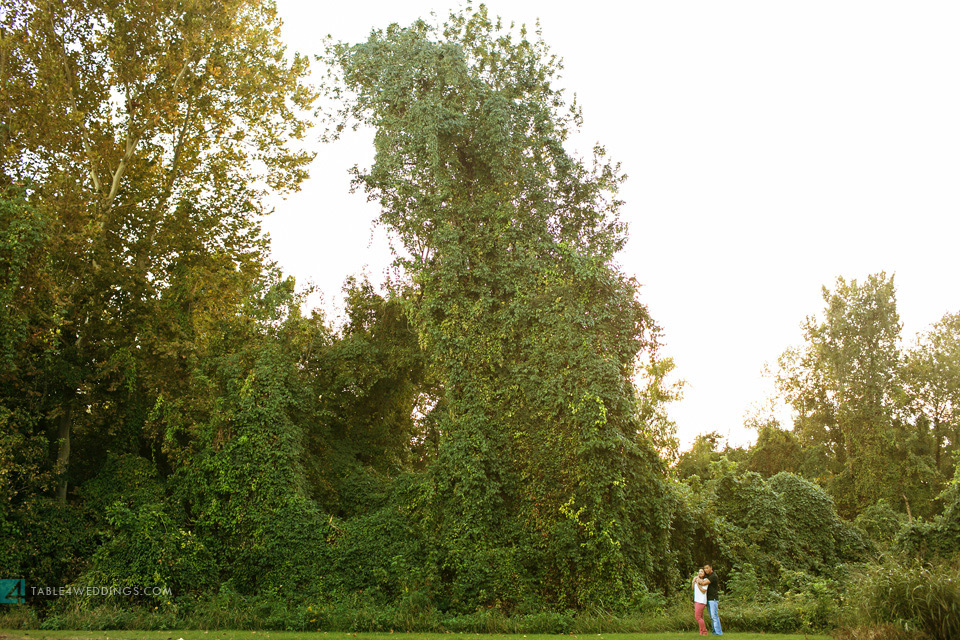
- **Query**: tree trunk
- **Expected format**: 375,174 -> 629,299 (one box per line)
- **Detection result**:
933,416 -> 942,470
56,401 -> 73,503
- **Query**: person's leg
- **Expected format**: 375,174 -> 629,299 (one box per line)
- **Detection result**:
708,600 -> 723,635
694,602 -> 708,635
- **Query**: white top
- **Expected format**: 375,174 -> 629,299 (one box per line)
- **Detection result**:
693,577 -> 708,604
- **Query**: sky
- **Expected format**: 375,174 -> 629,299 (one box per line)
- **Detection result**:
263,1 -> 960,449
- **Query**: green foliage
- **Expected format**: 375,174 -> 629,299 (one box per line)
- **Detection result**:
844,555 -> 960,640
323,474 -> 432,603
939,463 -> 960,524
745,422 -> 803,477
635,356 -> 683,464
671,459 -> 865,602
1,0 -> 327,617
708,465 -> 789,576
0,497 -> 97,609
895,465 -> 960,560
725,564 -> 764,601
169,324 -> 331,596
0,185 -> 49,370
676,432 -> 724,480
306,278 -> 426,516
322,4 -> 674,611
59,455 -> 214,607
0,406 -> 53,574
904,312 -> 960,478
768,471 -> 856,571
0,0 -> 317,510
71,501 -> 214,606
7,0 -> 958,630
855,500 -> 907,552
773,273 -> 959,520
777,273 -> 908,515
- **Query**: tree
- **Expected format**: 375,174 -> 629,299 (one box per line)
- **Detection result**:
0,1 -> 329,602
776,273 -> 933,517
0,0 -> 315,500
746,421 -> 803,477
636,356 -> 683,465
303,278 -> 427,516
904,312 -> 960,475
676,431 -> 724,481
322,5 -> 673,610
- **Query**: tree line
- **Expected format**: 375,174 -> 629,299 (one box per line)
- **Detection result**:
0,1 -> 957,633
681,272 -> 959,526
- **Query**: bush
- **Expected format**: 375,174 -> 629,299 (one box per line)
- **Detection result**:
855,500 -> 907,550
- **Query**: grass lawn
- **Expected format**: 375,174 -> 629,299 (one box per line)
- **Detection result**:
0,632 -> 834,640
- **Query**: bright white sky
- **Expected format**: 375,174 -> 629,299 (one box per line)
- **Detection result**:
265,1 -> 960,450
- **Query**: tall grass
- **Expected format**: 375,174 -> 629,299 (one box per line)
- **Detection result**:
0,605 -> 40,629
842,555 -> 960,640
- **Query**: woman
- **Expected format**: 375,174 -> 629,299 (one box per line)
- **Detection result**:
692,567 -> 708,635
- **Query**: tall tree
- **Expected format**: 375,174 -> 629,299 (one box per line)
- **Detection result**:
777,273 -> 911,515
904,312 -> 960,474
0,0 -> 315,499
323,6 -> 672,610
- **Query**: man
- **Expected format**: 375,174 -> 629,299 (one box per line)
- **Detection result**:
702,564 -> 722,635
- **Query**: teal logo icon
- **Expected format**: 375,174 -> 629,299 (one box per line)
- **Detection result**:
0,579 -> 26,604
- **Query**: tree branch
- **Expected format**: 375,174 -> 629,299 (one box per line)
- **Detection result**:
44,7 -> 103,197
103,130 -> 140,212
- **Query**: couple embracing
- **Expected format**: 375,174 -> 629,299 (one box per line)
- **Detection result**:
691,564 -> 722,635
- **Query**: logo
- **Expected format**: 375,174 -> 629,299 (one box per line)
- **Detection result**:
0,579 -> 26,604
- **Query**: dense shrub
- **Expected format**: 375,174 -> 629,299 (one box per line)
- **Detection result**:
57,455 -> 215,607
856,500 -> 908,550
769,471 -> 855,571
677,462 -> 866,595
896,466 -> 960,560
6,499 -> 98,603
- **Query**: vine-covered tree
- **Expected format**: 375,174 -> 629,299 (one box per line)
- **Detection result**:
323,6 -> 673,610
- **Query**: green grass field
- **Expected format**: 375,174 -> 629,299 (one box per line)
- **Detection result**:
0,632 -> 833,640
